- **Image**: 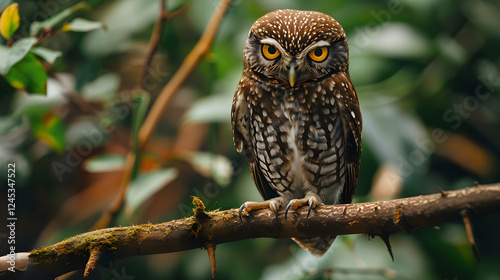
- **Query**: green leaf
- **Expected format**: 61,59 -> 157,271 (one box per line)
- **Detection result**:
30,2 -> 90,36
62,18 -> 104,32
126,168 -> 178,210
181,152 -> 233,186
0,45 -> 9,65
350,23 -> 431,59
31,47 -> 62,64
82,0 -> 159,56
85,154 -> 126,173
0,37 -> 37,75
5,52 -> 48,94
361,96 -> 430,188
27,110 -> 66,153
436,35 -> 467,66
64,120 -> 108,148
81,73 -> 120,101
183,92 -> 232,123
0,3 -> 20,39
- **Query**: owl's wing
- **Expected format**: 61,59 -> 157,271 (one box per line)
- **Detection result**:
231,85 -> 246,153
249,159 -> 279,200
337,76 -> 362,204
231,79 -> 279,201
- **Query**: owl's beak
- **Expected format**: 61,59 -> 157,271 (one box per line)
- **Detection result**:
289,66 -> 296,87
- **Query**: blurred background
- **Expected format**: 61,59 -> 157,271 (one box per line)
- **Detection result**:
1,0 -> 500,279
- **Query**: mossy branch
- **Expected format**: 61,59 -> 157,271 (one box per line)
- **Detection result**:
1,184 -> 499,279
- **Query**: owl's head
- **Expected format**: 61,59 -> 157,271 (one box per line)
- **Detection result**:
244,9 -> 349,88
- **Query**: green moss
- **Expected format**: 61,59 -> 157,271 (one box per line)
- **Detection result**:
128,226 -> 139,239
104,232 -> 118,250
223,211 -> 237,221
159,226 -> 173,236
74,237 -> 94,257
192,196 -> 206,216
31,246 -> 58,258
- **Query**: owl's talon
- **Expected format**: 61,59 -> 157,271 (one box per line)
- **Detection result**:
307,197 -> 316,219
285,201 -> 293,221
239,203 -> 247,222
285,197 -> 319,220
270,201 -> 279,219
239,200 -> 282,222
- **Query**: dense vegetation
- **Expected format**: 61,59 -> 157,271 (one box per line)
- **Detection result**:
1,0 -> 499,279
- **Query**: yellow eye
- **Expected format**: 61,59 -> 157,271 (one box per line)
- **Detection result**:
262,44 -> 280,60
308,47 -> 328,62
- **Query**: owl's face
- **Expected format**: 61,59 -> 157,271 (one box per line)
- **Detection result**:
243,9 -> 349,88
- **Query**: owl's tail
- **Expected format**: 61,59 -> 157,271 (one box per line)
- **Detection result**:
292,236 -> 336,257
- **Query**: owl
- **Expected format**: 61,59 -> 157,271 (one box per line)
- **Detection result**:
231,9 -> 362,256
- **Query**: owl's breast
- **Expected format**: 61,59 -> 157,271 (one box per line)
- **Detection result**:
249,84 -> 346,203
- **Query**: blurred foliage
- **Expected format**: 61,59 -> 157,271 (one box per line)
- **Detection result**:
1,0 -> 500,279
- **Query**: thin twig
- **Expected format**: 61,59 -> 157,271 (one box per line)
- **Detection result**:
438,187 -> 447,197
461,209 -> 481,263
206,244 -> 217,279
138,0 -> 168,89
137,0 -> 232,146
138,1 -> 190,89
91,0 -> 233,230
92,152 -> 136,230
84,246 -> 104,277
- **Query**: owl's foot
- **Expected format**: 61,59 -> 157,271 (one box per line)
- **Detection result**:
239,198 -> 283,221
285,195 -> 320,220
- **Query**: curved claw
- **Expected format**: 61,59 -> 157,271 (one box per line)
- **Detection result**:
285,200 -> 294,221
307,197 -> 315,218
270,201 -> 279,219
239,203 -> 246,222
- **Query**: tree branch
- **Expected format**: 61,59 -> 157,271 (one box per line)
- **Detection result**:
1,184 -> 499,278
91,0 -> 233,230
137,0 -> 191,89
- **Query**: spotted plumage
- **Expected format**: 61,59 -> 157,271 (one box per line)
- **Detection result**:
232,9 -> 362,257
